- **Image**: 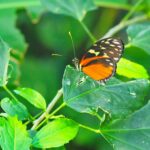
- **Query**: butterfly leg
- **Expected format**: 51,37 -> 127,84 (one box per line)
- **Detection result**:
97,80 -> 106,86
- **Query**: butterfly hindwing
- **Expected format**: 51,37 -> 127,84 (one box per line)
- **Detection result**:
81,57 -> 116,81
80,37 -> 124,81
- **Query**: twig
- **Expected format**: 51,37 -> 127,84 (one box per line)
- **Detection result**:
3,85 -> 19,101
35,102 -> 66,130
31,88 -> 63,130
102,15 -> 148,38
79,20 -> 96,42
121,0 -> 143,23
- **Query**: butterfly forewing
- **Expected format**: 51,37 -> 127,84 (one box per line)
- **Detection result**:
82,37 -> 124,63
80,37 -> 124,81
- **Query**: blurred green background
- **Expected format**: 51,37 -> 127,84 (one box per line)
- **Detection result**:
0,0 -> 150,149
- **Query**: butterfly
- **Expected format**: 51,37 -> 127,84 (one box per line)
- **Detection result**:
74,37 -> 124,82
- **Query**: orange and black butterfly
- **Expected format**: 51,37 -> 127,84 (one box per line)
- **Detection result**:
76,37 -> 124,82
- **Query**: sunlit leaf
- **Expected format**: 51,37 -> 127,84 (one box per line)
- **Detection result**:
32,118 -> 79,148
1,97 -> 29,120
0,117 -> 32,150
41,0 -> 97,21
127,23 -> 150,55
102,101 -> 150,150
117,58 -> 149,79
63,66 -> 150,119
14,87 -> 46,110
0,38 -> 10,86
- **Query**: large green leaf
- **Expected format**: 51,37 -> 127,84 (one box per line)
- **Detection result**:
1,97 -> 29,120
63,66 -> 150,119
32,118 -> 79,148
0,117 -> 32,150
127,23 -> 150,55
0,8 -> 27,84
0,0 -> 42,22
0,9 -> 27,56
117,58 -> 149,79
0,38 -> 10,86
14,87 -> 46,110
94,0 -> 131,10
101,101 -> 150,150
41,0 -> 97,21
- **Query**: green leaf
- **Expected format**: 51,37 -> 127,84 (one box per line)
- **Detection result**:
94,0 -> 131,10
14,87 -> 46,110
63,66 -> 150,119
1,97 -> 29,120
32,118 -> 79,148
26,6 -> 45,23
102,101 -> 150,150
117,58 -> 149,79
0,9 -> 27,55
0,117 -> 32,150
127,23 -> 150,55
0,0 -> 40,9
0,38 -> 10,86
0,8 -> 27,84
41,0 -> 97,21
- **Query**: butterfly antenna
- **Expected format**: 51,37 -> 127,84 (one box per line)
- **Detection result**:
68,31 -> 79,70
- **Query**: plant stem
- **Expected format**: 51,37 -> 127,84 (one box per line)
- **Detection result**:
79,123 -> 101,134
79,21 -> 96,43
3,85 -> 18,101
121,0 -> 143,23
102,15 -> 148,38
31,88 -> 63,130
35,102 -> 66,130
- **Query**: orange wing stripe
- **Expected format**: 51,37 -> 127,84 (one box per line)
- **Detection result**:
80,56 -> 108,67
82,63 -> 114,80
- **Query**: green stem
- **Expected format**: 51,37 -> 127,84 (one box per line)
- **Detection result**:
50,102 -> 66,116
121,0 -> 143,23
31,88 -> 64,130
35,102 -> 66,130
79,123 -> 101,134
79,21 -> 96,43
102,15 -> 148,38
0,1 -> 40,9
3,85 -> 18,101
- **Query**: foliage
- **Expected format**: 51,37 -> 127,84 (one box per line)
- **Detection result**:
0,0 -> 150,150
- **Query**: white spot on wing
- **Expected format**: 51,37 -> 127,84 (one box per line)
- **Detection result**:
114,57 -> 119,61
113,41 -> 120,44
109,51 -> 114,54
106,59 -> 110,62
110,44 -> 115,47
109,63 -> 113,66
105,41 -> 110,44
117,45 -> 122,48
101,47 -> 106,50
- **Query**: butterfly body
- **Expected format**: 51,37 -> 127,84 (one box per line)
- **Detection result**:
79,37 -> 124,81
